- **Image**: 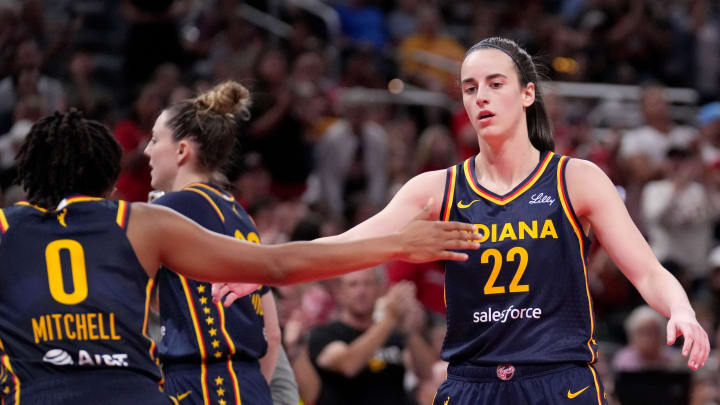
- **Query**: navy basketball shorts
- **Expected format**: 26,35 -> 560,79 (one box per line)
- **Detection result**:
8,369 -> 174,405
433,363 -> 608,405
164,359 -> 271,405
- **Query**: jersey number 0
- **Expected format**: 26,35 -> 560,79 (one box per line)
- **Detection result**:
45,239 -> 88,305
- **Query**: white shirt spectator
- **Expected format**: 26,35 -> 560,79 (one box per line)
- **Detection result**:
620,125 -> 697,164
642,179 -> 720,277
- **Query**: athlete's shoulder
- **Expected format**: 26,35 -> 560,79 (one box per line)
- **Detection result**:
563,157 -> 616,216
153,189 -> 215,219
563,157 -> 607,179
0,202 -> 45,229
153,189 -> 206,209
154,188 -> 227,229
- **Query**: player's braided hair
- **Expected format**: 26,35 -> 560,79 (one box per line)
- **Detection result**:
15,108 -> 122,209
164,81 -> 251,175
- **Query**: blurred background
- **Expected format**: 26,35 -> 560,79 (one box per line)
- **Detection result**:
0,0 -> 719,404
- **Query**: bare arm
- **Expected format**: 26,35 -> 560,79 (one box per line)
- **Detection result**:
213,170 -> 451,301
248,91 -> 292,138
290,347 -> 321,404
259,292 -> 281,382
566,159 -> 710,369
315,282 -> 413,377
404,332 -> 437,380
316,316 -> 398,377
127,202 -> 478,284
399,299 -> 437,380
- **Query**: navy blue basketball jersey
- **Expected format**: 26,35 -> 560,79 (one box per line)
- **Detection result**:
439,153 -> 599,368
153,183 -> 269,402
0,197 -> 162,403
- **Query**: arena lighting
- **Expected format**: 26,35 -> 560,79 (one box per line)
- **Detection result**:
552,56 -> 580,74
388,78 -> 405,94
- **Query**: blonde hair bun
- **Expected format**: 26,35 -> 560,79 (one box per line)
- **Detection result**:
195,81 -> 252,121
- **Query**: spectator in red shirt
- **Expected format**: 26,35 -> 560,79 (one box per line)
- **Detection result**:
386,260 -> 446,315
113,82 -> 163,201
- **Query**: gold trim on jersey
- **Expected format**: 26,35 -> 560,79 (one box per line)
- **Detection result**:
443,284 -> 447,309
142,279 -> 158,361
463,152 -> 554,205
1,355 -> 19,405
179,276 -> 211,405
64,196 -> 103,205
556,156 -> 596,363
116,200 -> 129,229
216,302 -> 242,404
588,364 -> 603,405
226,359 -> 242,405
0,209 -> 8,233
15,201 -> 47,212
442,166 -> 457,221
215,303 -> 237,356
186,183 -> 235,203
184,188 -> 225,223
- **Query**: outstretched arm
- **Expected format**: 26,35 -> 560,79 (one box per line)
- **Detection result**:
127,202 -> 479,284
213,170 -> 450,303
566,159 -> 710,370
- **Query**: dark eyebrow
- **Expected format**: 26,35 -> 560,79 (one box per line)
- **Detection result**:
461,73 -> 508,84
486,73 -> 507,81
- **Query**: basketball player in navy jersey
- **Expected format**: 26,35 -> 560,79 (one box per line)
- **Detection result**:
143,81 -> 282,405
212,37 -> 712,405
0,110 -> 479,405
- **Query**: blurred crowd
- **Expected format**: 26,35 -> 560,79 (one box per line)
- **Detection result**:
1,0 -> 720,404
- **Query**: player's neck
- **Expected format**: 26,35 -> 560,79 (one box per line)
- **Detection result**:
171,170 -> 212,192
475,136 -> 540,193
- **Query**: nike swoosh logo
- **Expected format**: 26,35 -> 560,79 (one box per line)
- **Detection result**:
567,386 -> 589,399
177,391 -> 192,401
457,199 -> 481,209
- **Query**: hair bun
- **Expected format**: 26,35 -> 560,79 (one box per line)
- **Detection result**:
194,81 -> 252,121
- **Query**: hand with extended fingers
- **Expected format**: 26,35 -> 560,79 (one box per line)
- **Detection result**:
666,308 -> 711,370
393,198 -> 480,263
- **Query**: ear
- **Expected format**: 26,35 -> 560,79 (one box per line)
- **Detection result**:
522,82 -> 536,108
176,140 -> 192,165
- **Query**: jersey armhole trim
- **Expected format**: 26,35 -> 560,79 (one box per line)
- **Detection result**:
440,165 -> 458,221
1,355 -> 20,404
0,209 -> 8,233
141,278 -> 158,362
556,155 -> 597,364
116,200 -> 130,229
557,157 -> 586,239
